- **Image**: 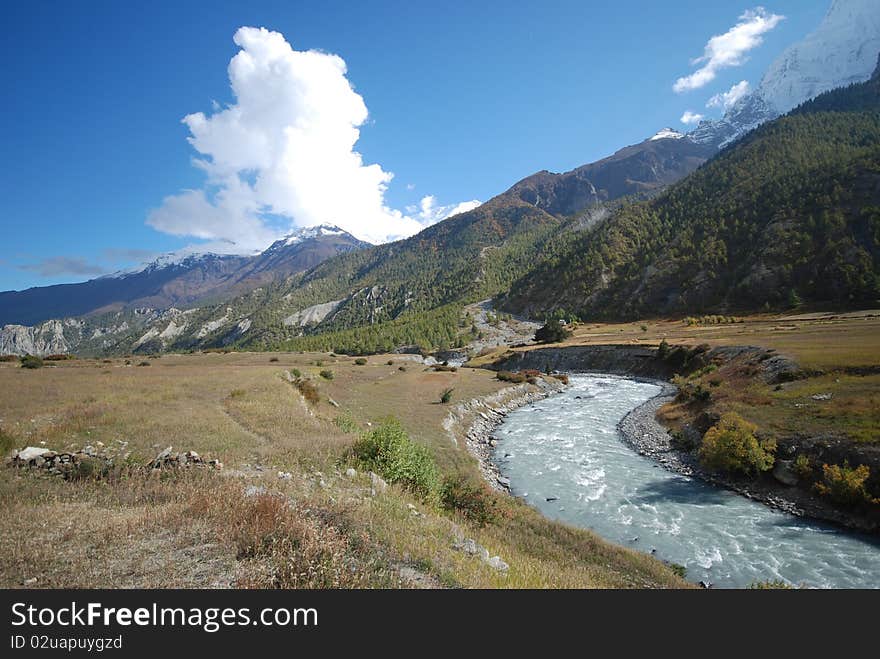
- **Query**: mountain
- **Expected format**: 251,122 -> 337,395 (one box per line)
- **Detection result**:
501,59 -> 880,320
507,129 -> 713,216
691,0 -> 880,148
0,225 -> 368,327
0,127 -> 713,356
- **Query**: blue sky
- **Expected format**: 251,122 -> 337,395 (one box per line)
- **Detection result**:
1,0 -> 828,292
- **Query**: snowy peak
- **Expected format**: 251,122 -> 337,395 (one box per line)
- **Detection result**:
648,127 -> 686,141
261,224 -> 359,254
279,224 -> 349,247
691,0 -> 880,148
757,0 -> 880,115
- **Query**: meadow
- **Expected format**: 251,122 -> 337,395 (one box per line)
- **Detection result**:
0,351 -> 685,589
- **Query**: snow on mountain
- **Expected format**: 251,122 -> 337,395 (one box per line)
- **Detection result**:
278,224 -> 349,247
648,128 -> 686,141
691,0 -> 880,147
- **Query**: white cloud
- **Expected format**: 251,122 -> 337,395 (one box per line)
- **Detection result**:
148,27 -> 477,251
408,195 -> 482,225
707,80 -> 751,109
680,111 -> 705,125
673,8 -> 784,93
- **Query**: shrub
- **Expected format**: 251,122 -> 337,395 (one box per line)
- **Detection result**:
20,355 -> 43,369
432,365 -> 457,372
44,354 -> 74,361
354,358 -> 368,366
292,378 -> 320,405
229,389 -> 246,399
290,368 -> 302,378
315,360 -> 323,367
657,339 -> 671,360
352,419 -> 439,500
496,370 -> 527,384
640,325 -> 648,332
793,454 -> 813,480
534,321 -> 571,344
398,366 -> 407,372
440,475 -> 499,527
0,355 -> 18,362
698,413 -> 776,476
814,462 -> 878,506
137,361 -> 151,367
551,373 -> 570,385
387,360 -> 394,366
269,356 -> 279,362
319,369 -> 334,380
440,387 -> 454,404
749,580 -> 794,589
68,456 -> 103,481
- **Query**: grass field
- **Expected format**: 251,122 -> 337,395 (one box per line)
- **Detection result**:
472,309 -> 880,444
0,352 -> 687,589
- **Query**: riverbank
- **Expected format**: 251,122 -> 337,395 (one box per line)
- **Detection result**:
444,377 -> 567,490
619,383 -> 880,535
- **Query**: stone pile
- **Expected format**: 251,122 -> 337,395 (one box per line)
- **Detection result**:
8,443 -> 222,478
146,446 -> 222,471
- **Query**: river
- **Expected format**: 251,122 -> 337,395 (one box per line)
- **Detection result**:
492,374 -> 880,588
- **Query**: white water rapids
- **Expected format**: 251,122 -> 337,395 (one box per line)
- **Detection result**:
492,375 -> 880,588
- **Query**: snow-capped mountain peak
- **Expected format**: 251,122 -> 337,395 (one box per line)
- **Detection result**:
691,0 -> 880,148
279,224 -> 348,247
648,127 -> 686,141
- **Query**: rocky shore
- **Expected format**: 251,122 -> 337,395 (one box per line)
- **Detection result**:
618,383 -> 879,534
444,377 -> 566,491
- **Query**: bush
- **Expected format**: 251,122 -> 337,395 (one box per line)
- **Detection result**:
354,358 -> 368,366
44,354 -> 74,361
657,338 -> 671,360
814,462 -> 878,506
20,355 -> 43,369
319,369 -> 334,380
398,366 -> 407,372
137,361 -> 151,367
387,360 -> 394,366
269,356 -> 279,362
440,387 -> 454,404
698,413 -> 776,476
793,454 -> 813,480
496,370 -> 527,384
292,378 -> 320,405
440,475 -> 499,527
534,321 -> 571,344
0,355 -> 18,362
432,365 -> 457,372
290,368 -> 302,378
352,419 -> 439,500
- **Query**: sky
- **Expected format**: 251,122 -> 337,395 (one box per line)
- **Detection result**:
1,0 -> 829,292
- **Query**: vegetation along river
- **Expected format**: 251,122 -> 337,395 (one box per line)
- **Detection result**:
492,375 -> 880,588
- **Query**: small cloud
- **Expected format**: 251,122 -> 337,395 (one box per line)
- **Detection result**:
673,8 -> 784,93
407,195 -> 482,225
707,80 -> 751,109
406,183 -> 416,191
680,111 -> 705,125
19,257 -> 106,278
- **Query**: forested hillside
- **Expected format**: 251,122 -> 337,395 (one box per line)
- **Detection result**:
502,64 -> 880,320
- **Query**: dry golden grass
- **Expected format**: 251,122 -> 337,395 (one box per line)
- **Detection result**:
0,351 -> 689,589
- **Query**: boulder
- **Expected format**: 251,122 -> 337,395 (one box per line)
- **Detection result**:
15,447 -> 50,462
369,471 -> 388,495
772,459 -> 799,487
